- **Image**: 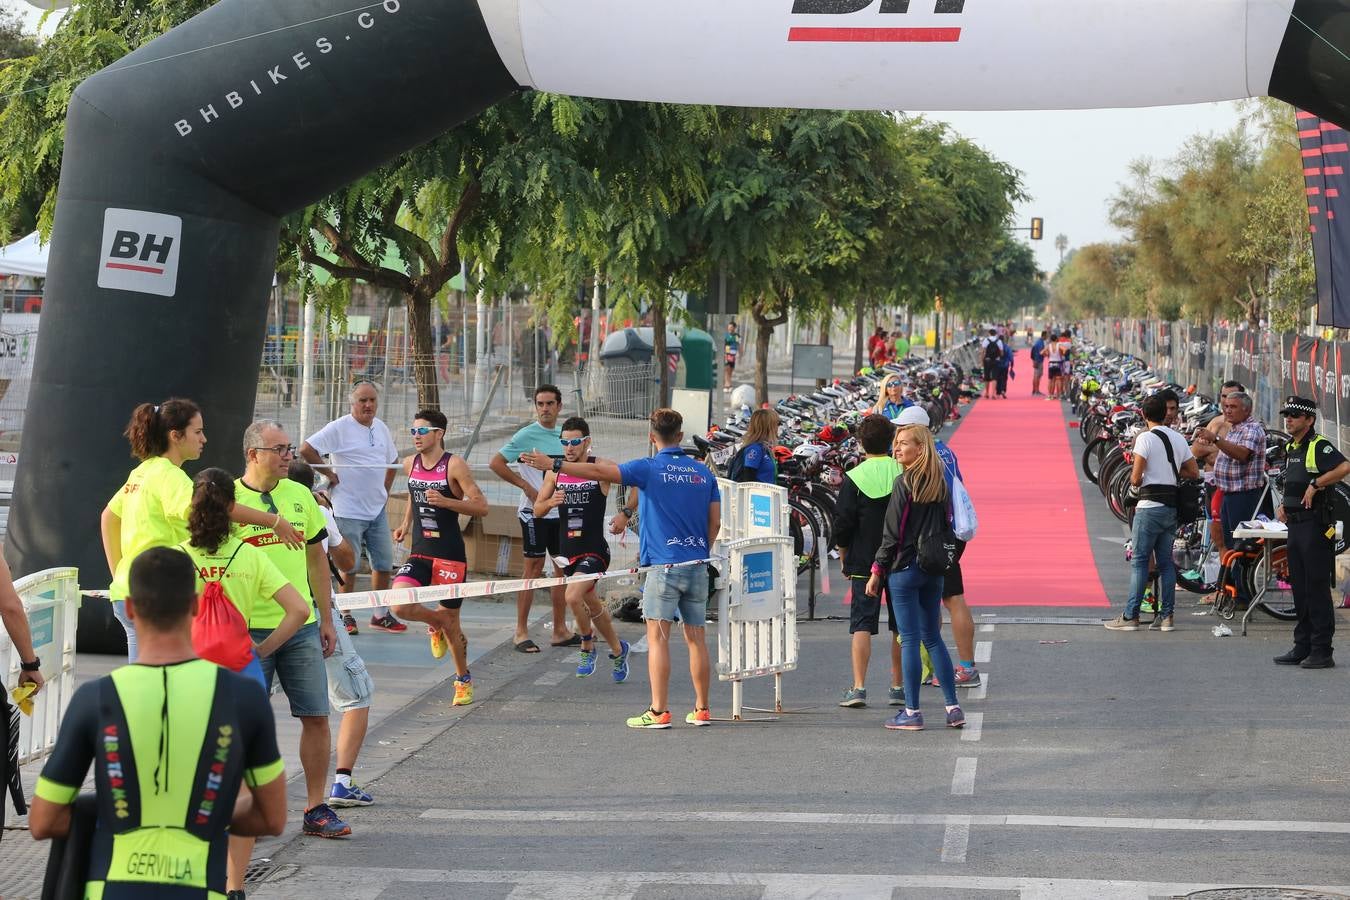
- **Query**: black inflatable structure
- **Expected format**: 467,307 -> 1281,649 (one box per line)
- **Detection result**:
8,0 -> 1350,581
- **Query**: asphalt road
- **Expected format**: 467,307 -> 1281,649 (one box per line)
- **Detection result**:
235,397 -> 1350,900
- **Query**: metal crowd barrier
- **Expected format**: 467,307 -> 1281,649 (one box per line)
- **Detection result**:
1,567 -> 80,766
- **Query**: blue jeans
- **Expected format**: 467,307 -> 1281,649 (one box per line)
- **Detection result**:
887,566 -> 958,709
111,599 -> 137,663
1126,505 -> 1178,620
250,621 -> 330,717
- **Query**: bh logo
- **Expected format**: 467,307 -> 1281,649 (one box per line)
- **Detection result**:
98,208 -> 183,297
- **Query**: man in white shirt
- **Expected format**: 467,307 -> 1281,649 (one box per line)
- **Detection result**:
1105,394 -> 1199,633
300,380 -> 403,633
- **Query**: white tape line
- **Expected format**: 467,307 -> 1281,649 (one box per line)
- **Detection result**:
951,758 -> 977,796
974,641 -> 992,664
960,711 -> 983,742
940,817 -> 971,864
331,556 -> 719,614
978,624 -> 996,633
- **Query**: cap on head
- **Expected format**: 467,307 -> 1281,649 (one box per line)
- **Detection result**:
893,406 -> 930,427
1279,396 -> 1317,417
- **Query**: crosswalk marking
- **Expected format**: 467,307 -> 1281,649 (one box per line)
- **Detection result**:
961,711 -> 984,742
951,757 -> 978,795
941,816 -> 972,864
974,640 -> 992,663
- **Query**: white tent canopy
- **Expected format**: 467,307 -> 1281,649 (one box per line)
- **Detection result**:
0,233 -> 48,278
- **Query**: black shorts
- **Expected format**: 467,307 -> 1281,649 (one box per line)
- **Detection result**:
564,552 -> 610,577
942,560 -> 965,598
521,516 -> 561,559
1048,363 -> 1062,377
849,578 -> 898,635
393,556 -> 465,609
725,358 -> 736,371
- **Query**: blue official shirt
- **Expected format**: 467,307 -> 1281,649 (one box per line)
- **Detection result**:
936,440 -> 964,490
741,442 -> 778,484
618,447 -> 721,565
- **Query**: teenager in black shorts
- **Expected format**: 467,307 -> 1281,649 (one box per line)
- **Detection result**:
391,409 -> 489,706
534,416 -> 632,682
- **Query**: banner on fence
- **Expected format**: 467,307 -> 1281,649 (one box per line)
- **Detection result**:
1299,110 -> 1350,329
1188,324 -> 1209,372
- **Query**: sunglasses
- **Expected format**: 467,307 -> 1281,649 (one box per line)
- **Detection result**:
251,443 -> 296,458
409,426 -> 443,436
560,437 -> 587,447
259,490 -> 278,515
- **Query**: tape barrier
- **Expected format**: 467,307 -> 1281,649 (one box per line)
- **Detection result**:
331,556 -> 721,613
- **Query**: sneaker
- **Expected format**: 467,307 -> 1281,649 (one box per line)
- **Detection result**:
626,708 -> 672,729
611,640 -> 631,683
686,708 -> 712,726
302,802 -> 352,837
954,665 -> 981,688
369,614 -> 407,633
1149,615 -> 1175,632
452,675 -> 473,706
576,648 -> 598,678
1104,614 -> 1139,631
887,686 -> 905,707
885,709 -> 924,731
839,687 -> 867,708
429,627 -> 449,659
945,706 -> 965,728
342,613 -> 359,636
327,781 -> 374,808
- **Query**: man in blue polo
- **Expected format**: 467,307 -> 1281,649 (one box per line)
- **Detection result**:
523,408 -> 720,729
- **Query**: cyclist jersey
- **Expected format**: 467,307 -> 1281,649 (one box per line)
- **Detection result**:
35,659 -> 282,899
408,452 -> 466,562
557,456 -> 609,560
106,457 -> 194,602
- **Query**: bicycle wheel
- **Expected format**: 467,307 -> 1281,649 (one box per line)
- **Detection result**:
1243,544 -> 1296,621
787,498 -> 821,575
1173,520 -> 1220,594
1098,451 -> 1128,499
1106,466 -> 1132,524
1081,436 -> 1111,485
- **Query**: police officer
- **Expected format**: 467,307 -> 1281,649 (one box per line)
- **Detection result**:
1273,396 -> 1350,669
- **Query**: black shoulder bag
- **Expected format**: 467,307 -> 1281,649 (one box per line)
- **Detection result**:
1149,430 -> 1204,524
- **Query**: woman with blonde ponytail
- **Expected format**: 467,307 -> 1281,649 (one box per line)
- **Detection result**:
865,424 -> 963,733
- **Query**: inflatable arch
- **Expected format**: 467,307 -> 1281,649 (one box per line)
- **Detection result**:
8,0 -> 1349,577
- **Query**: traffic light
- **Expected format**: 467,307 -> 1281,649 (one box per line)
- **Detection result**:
1030,217 -> 1044,240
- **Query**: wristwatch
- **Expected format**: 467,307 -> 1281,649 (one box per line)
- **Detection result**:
619,507 -> 634,518
552,458 -> 564,474
20,657 -> 40,672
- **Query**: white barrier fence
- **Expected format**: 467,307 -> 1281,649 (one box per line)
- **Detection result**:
1,567 -> 79,765
714,480 -> 799,720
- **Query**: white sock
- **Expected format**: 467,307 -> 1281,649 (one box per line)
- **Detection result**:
335,773 -> 353,788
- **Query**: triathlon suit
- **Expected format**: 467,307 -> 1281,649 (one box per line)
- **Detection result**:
35,659 -> 282,899
558,456 -> 611,576
394,452 -> 468,609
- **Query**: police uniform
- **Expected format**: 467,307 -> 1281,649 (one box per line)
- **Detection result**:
1277,396 -> 1348,667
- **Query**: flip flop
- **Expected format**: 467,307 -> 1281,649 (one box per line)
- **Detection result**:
514,639 -> 541,654
551,634 -> 582,648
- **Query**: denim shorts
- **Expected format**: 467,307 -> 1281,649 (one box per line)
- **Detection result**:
251,621 -> 330,717
325,609 -> 374,712
336,511 -> 394,573
641,565 -> 709,627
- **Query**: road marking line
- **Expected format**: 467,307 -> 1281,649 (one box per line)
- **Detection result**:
505,883 -> 633,900
940,816 -> 971,863
978,623 -> 996,633
970,673 -> 988,700
951,757 -> 977,795
960,711 -> 983,742
533,669 -> 567,686
497,695 -> 543,716
974,641 -> 992,664
255,866 -> 1350,900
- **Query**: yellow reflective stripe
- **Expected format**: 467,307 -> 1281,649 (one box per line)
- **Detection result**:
34,776 -> 78,804
244,758 -> 284,788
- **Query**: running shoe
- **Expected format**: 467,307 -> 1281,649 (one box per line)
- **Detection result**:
839,687 -> 867,708
1103,615 -> 1140,631
955,666 -> 981,688
452,675 -> 473,706
611,640 -> 631,683
327,781 -> 374,808
302,802 -> 351,838
576,648 -> 598,678
885,710 -> 924,731
626,708 -> 672,729
429,627 -> 449,660
945,706 -> 965,728
369,614 -> 407,633
342,613 -> 359,636
685,708 -> 712,726
887,686 -> 905,707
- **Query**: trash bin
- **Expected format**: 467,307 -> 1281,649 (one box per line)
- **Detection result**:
677,327 -> 715,390
600,327 -> 681,418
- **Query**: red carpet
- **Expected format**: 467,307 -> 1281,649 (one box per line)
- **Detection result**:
946,350 -> 1110,607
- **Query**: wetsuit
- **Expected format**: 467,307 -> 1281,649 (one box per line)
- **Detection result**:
35,659 -> 282,899
558,457 -> 611,575
395,452 -> 468,607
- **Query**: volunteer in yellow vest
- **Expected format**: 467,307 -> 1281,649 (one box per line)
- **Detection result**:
28,547 -> 287,899
231,420 -> 348,839
1273,396 -> 1350,669
101,399 -> 302,661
